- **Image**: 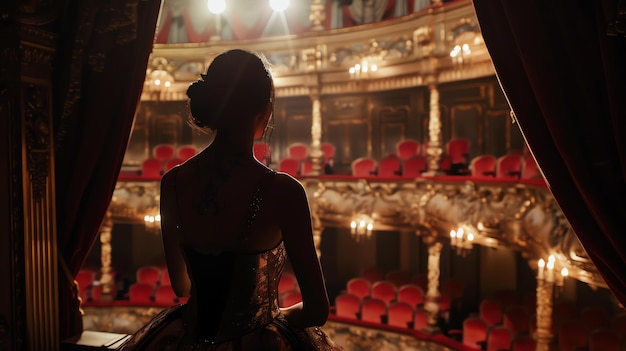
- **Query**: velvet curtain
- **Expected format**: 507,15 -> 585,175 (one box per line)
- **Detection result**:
53,0 -> 162,340
472,0 -> 626,304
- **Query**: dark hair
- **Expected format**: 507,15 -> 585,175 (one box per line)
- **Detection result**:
186,49 -> 273,131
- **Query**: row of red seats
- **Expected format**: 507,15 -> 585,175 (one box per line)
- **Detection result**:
131,144 -> 198,178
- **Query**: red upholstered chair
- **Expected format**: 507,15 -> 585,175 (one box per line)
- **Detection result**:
346,278 -> 371,300
470,155 -> 497,178
164,158 -> 184,172
153,144 -> 175,161
439,155 -> 452,174
413,307 -> 429,331
371,280 -> 397,306
253,142 -> 270,165
300,160 -> 314,176
351,157 -> 377,177
446,138 -> 470,164
504,305 -> 532,337
278,272 -> 297,295
402,155 -> 427,177
361,298 -> 388,324
128,282 -> 155,304
141,158 -> 164,178
281,291 -> 303,308
589,328 -> 620,351
287,143 -> 308,161
335,293 -> 361,320
361,267 -> 383,283
496,154 -> 523,179
581,305 -> 609,331
388,302 -> 414,329
76,269 -> 97,292
385,270 -> 409,287
396,139 -> 420,160
136,266 -> 161,286
441,278 -> 464,300
154,285 -> 178,306
462,316 -> 488,349
486,325 -> 513,351
397,284 -> 424,308
558,319 -> 588,351
521,155 -> 540,179
511,335 -> 536,351
321,142 -> 336,162
377,154 -> 402,177
480,299 -> 503,327
278,158 -> 300,177
160,269 -> 171,286
177,144 -> 197,161
90,284 -> 103,303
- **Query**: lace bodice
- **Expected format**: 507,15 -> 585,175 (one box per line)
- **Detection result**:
181,241 -> 286,343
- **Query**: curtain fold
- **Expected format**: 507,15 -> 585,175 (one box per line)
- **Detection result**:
472,0 -> 626,304
53,0 -> 162,340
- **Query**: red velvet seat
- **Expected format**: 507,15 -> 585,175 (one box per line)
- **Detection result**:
521,155 -> 540,179
396,139 -> 420,160
470,155 -> 497,178
154,285 -> 178,306
90,284 -> 103,303
387,302 -> 414,329
287,143 -> 308,161
371,280 -> 397,306
385,270 -> 409,287
446,138 -> 470,164
136,266 -> 161,286
361,298 -> 387,324
335,293 -> 361,319
346,277 -> 371,300
396,284 -> 424,308
253,142 -> 270,165
281,291 -> 303,308
377,154 -> 401,177
160,269 -> 171,286
278,272 -> 297,295
480,299 -> 503,327
300,160 -> 314,176
278,158 -> 300,177
76,269 -> 97,292
462,316 -> 488,349
351,157 -> 377,177
439,155 -> 452,174
141,158 -> 163,178
402,155 -> 427,177
321,142 -> 336,162
496,154 -> 523,179
128,282 -> 155,304
486,325 -> 513,351
177,144 -> 197,161
413,307 -> 429,331
164,158 -> 184,172
153,144 -> 175,161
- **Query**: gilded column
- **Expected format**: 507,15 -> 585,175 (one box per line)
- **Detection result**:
423,238 -> 442,333
309,0 -> 326,31
424,82 -> 443,175
1,21 -> 60,350
310,90 -> 324,175
99,213 -> 114,298
535,260 -> 554,351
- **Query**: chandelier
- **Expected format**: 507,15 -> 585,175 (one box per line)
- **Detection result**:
350,213 -> 374,242
449,227 -> 474,256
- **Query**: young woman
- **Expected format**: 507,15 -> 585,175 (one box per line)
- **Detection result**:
121,49 -> 342,350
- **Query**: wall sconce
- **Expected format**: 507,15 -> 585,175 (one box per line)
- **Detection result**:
349,59 -> 378,80
450,43 -> 471,66
145,69 -> 174,101
350,213 -> 374,242
450,227 -> 474,256
144,211 -> 161,234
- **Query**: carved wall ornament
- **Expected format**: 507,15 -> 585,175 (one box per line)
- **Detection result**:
23,84 -> 51,201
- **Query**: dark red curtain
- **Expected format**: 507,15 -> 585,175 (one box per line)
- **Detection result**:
53,0 -> 162,340
472,0 -> 626,304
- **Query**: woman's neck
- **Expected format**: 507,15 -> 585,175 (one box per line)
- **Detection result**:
209,130 -> 254,157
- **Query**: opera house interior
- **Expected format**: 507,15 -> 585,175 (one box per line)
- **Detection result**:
1,0 -> 625,350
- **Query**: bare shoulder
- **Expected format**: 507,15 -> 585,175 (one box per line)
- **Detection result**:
273,172 -> 306,197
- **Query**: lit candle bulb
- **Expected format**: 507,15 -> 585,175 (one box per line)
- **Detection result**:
537,258 -> 545,279
350,220 -> 357,234
450,230 -> 457,246
561,267 -> 568,278
547,256 -> 555,282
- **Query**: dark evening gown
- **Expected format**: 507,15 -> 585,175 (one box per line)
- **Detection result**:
120,171 -> 342,350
